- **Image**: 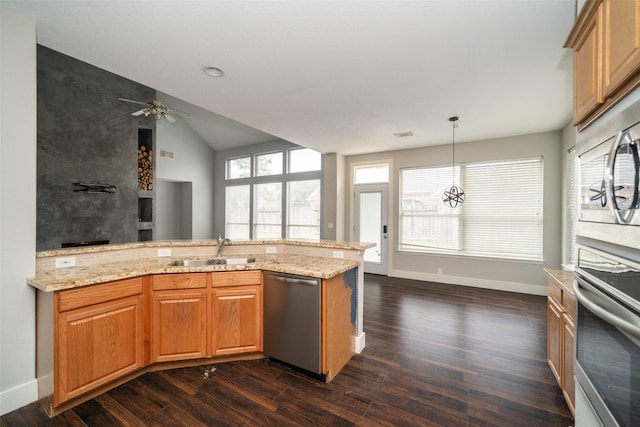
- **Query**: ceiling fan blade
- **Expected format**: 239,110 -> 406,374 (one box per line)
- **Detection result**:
131,109 -> 146,116
164,114 -> 176,123
118,97 -> 147,106
168,107 -> 190,117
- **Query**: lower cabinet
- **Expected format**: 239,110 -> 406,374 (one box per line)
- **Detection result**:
151,273 -> 209,362
55,278 -> 144,406
211,271 -> 263,355
211,285 -> 262,355
546,278 -> 576,417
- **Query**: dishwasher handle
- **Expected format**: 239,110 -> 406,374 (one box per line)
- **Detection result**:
264,273 -> 319,286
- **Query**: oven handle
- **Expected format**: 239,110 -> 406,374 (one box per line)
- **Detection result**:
574,277 -> 640,341
606,129 -> 640,224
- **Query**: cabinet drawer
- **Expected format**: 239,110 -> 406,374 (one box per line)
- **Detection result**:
212,271 -> 261,287
548,279 -> 563,305
57,277 -> 143,312
153,273 -> 208,290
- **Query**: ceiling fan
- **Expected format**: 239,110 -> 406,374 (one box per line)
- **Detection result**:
118,98 -> 188,123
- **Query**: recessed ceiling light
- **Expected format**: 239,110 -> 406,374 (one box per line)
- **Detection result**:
203,66 -> 225,77
393,131 -> 413,138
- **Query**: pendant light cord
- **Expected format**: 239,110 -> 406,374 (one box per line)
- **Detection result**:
449,116 -> 458,183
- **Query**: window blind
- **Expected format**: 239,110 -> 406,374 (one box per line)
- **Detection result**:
400,157 -> 543,261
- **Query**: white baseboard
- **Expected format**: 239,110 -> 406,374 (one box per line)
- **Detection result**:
388,269 -> 548,296
0,379 -> 38,416
354,332 -> 366,354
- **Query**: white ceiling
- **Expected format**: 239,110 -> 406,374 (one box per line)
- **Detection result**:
4,0 -> 576,155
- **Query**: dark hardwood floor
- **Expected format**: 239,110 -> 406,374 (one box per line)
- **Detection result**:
1,274 -> 573,426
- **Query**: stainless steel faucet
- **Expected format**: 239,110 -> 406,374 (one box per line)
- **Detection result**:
216,233 -> 232,257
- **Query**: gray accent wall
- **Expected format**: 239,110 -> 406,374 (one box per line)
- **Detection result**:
37,46 -> 155,250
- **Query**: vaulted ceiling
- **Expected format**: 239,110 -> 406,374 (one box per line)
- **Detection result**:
4,0 -> 576,155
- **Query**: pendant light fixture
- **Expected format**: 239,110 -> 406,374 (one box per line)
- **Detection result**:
442,116 -> 465,208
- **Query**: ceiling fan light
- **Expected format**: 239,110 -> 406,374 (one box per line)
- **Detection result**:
203,66 -> 225,78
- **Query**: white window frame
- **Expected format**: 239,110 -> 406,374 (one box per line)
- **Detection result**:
224,148 -> 323,240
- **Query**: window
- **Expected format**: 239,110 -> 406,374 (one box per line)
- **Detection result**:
225,185 -> 250,239
566,148 -> 578,266
225,148 -> 322,240
287,180 -> 321,239
227,157 -> 251,179
400,158 -> 543,261
289,148 -> 322,173
254,182 -> 282,238
354,164 -> 389,184
255,152 -> 283,176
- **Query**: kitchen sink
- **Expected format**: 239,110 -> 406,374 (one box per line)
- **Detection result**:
169,257 -> 256,266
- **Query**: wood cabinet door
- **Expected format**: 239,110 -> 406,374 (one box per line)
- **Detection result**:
562,315 -> 576,417
211,285 -> 262,355
603,0 -> 640,97
574,3 -> 603,124
56,294 -> 143,405
152,290 -> 208,362
547,296 -> 563,385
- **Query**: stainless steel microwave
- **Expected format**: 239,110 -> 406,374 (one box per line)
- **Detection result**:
579,122 -> 640,226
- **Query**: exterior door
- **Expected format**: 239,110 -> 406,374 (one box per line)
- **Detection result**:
355,184 -> 388,275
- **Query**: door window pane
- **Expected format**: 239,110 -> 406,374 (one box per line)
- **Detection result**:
256,152 -> 283,176
227,157 -> 251,179
225,185 -> 250,239
289,148 -> 322,173
359,192 -> 382,263
287,180 -> 321,239
254,182 -> 282,238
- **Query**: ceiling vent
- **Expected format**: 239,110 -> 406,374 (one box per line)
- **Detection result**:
393,131 -> 413,138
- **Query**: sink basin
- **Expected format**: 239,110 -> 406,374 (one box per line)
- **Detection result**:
169,257 -> 255,267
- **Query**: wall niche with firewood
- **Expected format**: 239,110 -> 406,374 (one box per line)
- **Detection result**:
137,128 -> 155,241
36,46 -> 156,250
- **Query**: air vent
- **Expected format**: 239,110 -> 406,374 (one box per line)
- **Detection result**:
160,150 -> 174,159
393,131 -> 413,138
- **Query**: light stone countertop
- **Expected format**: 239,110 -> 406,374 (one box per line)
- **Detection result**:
28,254 -> 360,292
36,239 -> 373,258
544,268 -> 575,296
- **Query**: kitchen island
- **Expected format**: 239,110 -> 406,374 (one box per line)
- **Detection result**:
28,239 -> 371,416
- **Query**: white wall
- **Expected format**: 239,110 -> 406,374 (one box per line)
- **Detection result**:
156,118 -> 215,240
346,130 -> 563,295
0,7 -> 38,415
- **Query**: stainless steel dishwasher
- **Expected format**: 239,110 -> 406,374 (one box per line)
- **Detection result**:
263,271 -> 323,379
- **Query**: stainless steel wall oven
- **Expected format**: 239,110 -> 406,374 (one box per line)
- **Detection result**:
574,240 -> 640,427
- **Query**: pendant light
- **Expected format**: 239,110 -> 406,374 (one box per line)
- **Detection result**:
442,116 -> 465,208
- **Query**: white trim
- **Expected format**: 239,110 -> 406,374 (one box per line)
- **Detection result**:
354,332 -> 366,354
389,269 -> 547,296
0,379 -> 38,416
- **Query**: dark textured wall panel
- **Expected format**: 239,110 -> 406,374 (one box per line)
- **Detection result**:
37,46 -> 155,250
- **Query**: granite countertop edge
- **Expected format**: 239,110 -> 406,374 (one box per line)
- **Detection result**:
28,254 -> 360,292
36,239 -> 375,258
544,268 -> 575,296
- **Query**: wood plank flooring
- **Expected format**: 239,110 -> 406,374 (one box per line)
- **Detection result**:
1,274 -> 574,426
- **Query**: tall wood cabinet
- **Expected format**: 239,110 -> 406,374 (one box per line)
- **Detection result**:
546,277 -> 575,417
566,0 -> 640,129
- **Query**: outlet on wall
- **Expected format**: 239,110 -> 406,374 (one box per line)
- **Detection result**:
55,257 -> 76,268
266,246 -> 277,254
333,251 -> 344,259
437,267 -> 443,275
158,248 -> 172,257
